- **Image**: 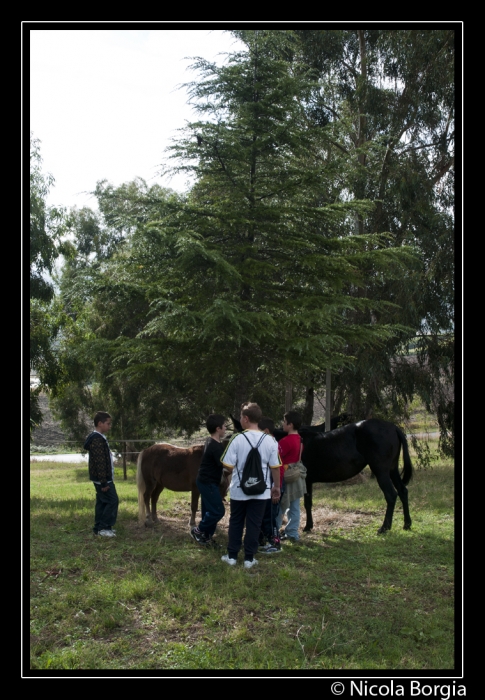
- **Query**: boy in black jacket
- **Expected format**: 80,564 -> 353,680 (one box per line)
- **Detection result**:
190,414 -> 228,547
84,411 -> 119,538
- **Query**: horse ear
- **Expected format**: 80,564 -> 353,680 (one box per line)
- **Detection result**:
230,414 -> 243,433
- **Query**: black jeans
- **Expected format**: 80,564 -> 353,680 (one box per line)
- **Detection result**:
227,498 -> 267,562
93,482 -> 119,533
260,481 -> 285,542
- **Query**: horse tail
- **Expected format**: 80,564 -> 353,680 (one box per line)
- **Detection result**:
136,450 -> 147,524
396,426 -> 413,485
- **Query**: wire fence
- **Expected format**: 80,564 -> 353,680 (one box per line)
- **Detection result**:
29,437 -> 207,480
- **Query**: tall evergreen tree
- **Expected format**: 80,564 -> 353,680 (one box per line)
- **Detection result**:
129,29 -> 415,419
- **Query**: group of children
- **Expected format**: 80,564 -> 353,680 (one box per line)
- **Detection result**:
190,407 -> 306,561
84,405 -> 307,564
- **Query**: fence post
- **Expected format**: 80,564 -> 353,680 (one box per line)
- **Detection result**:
123,441 -> 127,481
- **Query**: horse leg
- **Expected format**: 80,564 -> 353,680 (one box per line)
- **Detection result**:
190,487 -> 199,528
142,485 -> 154,526
303,482 -> 314,531
371,468 -> 398,534
149,484 -> 164,525
390,467 -> 412,530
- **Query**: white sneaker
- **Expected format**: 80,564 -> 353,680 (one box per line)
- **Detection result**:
244,558 -> 258,569
99,529 -> 116,538
221,554 -> 237,566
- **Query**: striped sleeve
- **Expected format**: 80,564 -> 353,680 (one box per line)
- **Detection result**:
220,433 -> 240,468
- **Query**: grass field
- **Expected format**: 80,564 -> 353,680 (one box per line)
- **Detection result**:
28,440 -> 456,672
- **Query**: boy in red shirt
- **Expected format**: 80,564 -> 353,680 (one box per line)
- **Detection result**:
276,410 -> 305,542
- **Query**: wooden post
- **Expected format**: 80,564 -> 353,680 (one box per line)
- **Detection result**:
123,441 -> 127,481
325,369 -> 332,432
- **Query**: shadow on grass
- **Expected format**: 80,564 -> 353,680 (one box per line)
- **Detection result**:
69,467 -> 138,483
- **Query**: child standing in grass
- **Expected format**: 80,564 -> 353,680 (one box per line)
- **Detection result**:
84,411 -> 118,538
220,403 -> 281,569
190,414 -> 228,547
276,410 -> 305,542
258,417 -> 285,554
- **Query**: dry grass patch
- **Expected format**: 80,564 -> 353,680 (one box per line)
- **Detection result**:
309,505 -> 374,536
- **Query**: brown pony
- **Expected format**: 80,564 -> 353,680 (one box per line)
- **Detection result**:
137,443 -> 231,527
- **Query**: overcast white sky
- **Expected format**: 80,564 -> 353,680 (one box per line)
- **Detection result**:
29,28 -> 245,211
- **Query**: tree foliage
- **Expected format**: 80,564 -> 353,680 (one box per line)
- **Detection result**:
29,135 -> 66,434
132,31 -> 413,418
50,29 -> 455,454
292,28 -> 455,455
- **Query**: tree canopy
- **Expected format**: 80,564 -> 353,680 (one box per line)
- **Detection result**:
29,135 -> 66,433
44,29 -> 455,456
291,28 -> 455,454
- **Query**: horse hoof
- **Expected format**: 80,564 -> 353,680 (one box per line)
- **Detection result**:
403,523 -> 411,530
145,519 -> 155,528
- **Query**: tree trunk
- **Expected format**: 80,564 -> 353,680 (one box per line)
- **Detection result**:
325,369 -> 332,432
234,352 -> 250,415
333,384 -> 345,416
302,383 -> 314,425
285,380 -> 293,413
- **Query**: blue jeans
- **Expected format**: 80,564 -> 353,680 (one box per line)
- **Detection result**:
276,497 -> 300,540
93,482 -> 119,533
196,478 -> 225,538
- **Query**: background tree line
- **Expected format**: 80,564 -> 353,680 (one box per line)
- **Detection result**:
29,29 -> 455,458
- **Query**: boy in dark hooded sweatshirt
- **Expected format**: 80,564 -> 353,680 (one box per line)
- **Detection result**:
84,411 -> 118,537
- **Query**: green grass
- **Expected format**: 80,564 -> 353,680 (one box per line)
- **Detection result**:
406,399 -> 440,434
29,449 -> 455,671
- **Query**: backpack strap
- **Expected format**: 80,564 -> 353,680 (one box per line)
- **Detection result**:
236,432 -> 267,487
257,433 -> 266,449
236,432 -> 252,483
240,431 -> 266,450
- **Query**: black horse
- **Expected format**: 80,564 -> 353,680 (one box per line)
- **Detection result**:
300,419 -> 413,534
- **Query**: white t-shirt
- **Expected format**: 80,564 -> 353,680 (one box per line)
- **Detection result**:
221,430 -> 281,501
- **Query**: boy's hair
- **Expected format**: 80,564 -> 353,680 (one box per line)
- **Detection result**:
284,410 -> 302,430
258,417 -> 275,434
241,402 -> 263,424
206,413 -> 226,435
94,411 -> 111,426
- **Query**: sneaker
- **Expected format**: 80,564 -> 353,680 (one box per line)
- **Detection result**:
244,558 -> 259,569
98,529 -> 116,538
221,554 -> 237,566
259,543 -> 282,554
191,527 -> 210,545
280,532 -> 298,542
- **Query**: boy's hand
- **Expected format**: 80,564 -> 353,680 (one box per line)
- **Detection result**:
271,485 -> 280,503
